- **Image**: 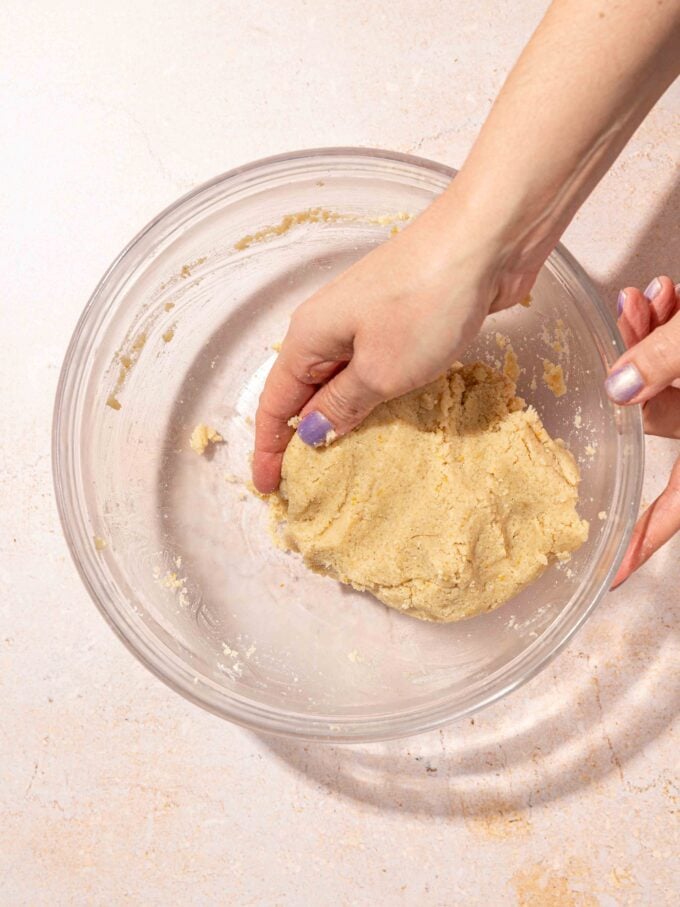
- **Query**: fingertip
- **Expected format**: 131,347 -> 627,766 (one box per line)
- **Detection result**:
646,275 -> 677,327
297,411 -> 335,447
610,567 -> 630,591
252,451 -> 283,495
604,362 -> 645,404
617,287 -> 650,348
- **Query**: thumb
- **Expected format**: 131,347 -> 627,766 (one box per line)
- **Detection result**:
294,362 -> 385,447
612,456 -> 680,588
605,308 -> 680,405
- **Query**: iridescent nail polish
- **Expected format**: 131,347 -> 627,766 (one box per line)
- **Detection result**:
643,277 -> 662,301
297,411 -> 336,447
616,290 -> 627,316
604,364 -> 644,403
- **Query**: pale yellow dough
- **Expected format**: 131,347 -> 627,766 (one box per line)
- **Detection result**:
189,423 -> 223,455
270,363 -> 589,622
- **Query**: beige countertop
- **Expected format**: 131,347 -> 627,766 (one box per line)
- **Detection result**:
1,1 -> 678,904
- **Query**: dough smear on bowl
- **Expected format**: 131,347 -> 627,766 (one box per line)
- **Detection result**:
269,362 -> 589,622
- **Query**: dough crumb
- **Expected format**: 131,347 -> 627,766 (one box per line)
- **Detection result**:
268,362 -> 588,622
106,395 -> 122,411
503,349 -> 520,382
160,571 -> 184,591
598,511 -> 607,520
520,294 -> 532,307
272,340 -> 282,352
93,536 -> 107,551
190,423 -> 223,455
164,301 -> 175,312
542,360 -> 567,397
162,327 -> 175,343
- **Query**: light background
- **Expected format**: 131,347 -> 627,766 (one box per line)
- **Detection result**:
1,2 -> 678,904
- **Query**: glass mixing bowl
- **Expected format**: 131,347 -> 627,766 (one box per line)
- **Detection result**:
53,149 -> 643,742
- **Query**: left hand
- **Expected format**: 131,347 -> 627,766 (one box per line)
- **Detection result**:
607,275 -> 680,587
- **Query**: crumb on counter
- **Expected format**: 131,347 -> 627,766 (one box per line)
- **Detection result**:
190,423 -> 223,455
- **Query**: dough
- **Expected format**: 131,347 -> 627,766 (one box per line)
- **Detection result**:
270,362 -> 589,622
543,359 -> 567,397
189,423 -> 222,455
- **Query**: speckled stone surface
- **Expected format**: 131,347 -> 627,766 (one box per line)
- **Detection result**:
1,2 -> 678,904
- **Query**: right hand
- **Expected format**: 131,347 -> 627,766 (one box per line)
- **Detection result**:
607,275 -> 680,587
252,192 -> 536,493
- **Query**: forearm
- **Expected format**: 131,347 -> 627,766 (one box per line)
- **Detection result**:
441,0 -> 680,276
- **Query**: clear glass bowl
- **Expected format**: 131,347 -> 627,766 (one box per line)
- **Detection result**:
53,148 -> 643,742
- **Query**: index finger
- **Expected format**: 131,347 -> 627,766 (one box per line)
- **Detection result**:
252,349 -> 315,494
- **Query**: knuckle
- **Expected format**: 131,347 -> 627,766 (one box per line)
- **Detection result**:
322,380 -> 366,422
354,364 -> 405,401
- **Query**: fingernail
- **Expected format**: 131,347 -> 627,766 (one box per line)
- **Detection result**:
604,363 -> 644,403
616,290 -> 627,316
297,411 -> 335,447
643,277 -> 662,301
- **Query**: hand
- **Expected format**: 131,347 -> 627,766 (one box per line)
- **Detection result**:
252,192 -> 536,493
607,275 -> 680,587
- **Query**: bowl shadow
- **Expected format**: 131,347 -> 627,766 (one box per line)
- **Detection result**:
255,563 -> 678,820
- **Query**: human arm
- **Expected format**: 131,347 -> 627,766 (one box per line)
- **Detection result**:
253,0 -> 680,493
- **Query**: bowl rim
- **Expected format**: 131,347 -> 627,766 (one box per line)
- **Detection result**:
52,146 -> 644,742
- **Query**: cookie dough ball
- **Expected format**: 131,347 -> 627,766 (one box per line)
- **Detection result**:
269,362 -> 588,622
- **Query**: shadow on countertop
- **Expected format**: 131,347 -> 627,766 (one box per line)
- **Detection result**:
256,563 -> 678,820
589,173 -> 680,307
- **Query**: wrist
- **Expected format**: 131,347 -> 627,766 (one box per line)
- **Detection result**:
439,167 -> 558,278
413,177 -> 542,314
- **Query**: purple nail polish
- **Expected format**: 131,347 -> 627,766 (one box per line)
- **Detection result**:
297,411 -> 335,447
643,277 -> 662,301
605,364 -> 644,403
616,290 -> 627,316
